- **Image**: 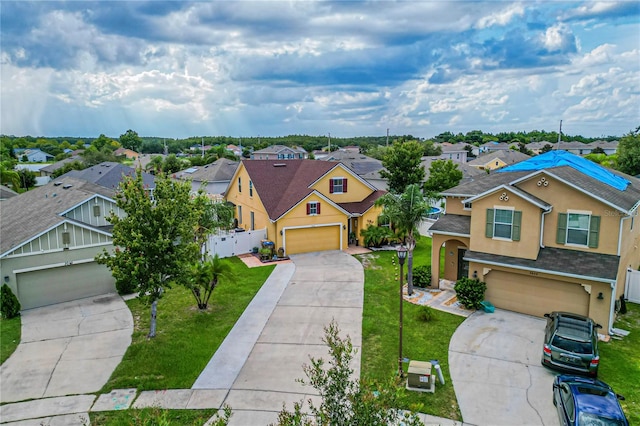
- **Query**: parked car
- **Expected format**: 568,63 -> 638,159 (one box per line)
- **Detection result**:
541,311 -> 601,377
553,375 -> 628,426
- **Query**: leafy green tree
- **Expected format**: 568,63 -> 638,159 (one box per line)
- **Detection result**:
17,169 -> 36,190
52,160 -> 86,178
92,134 -> 114,151
81,147 -> 119,166
1,284 -> 21,319
274,321 -> 422,426
146,155 -> 165,174
616,127 -> 640,176
163,154 -> 184,174
540,143 -> 554,154
186,255 -> 234,310
0,165 -> 21,191
422,140 -> 442,156
517,142 -> 533,156
375,184 -> 431,295
380,141 -> 425,194
96,172 -> 200,338
119,129 -> 143,152
423,160 -> 463,193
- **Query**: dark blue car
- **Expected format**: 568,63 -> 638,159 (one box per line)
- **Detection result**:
553,375 -> 629,426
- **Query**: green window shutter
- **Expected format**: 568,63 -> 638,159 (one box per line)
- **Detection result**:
512,211 -> 522,241
486,209 -> 494,238
588,215 -> 600,248
556,213 -> 567,244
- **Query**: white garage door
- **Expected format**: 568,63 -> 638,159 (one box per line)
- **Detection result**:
17,262 -> 116,310
485,270 -> 589,318
285,226 -> 341,255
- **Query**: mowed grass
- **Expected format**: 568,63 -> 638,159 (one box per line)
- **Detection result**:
90,408 -> 217,425
597,302 -> 640,424
100,257 -> 274,392
0,316 -> 21,364
358,237 -> 464,421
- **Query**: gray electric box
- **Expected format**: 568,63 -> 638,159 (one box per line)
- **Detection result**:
407,360 -> 432,389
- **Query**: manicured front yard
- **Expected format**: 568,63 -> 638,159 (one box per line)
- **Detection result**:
358,238 -> 465,421
0,316 -> 21,364
100,258 -> 274,392
598,302 -> 640,424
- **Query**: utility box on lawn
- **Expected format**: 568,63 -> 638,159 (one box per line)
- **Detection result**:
407,360 -> 433,391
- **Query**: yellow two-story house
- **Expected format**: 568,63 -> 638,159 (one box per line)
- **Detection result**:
430,151 -> 640,333
225,159 -> 385,255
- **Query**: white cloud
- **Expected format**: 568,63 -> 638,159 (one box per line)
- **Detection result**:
541,23 -> 576,52
475,3 -> 525,29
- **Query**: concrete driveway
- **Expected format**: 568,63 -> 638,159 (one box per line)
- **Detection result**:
0,293 -> 133,403
449,309 -> 560,426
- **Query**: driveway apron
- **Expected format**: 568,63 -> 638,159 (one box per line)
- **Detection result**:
193,251 -> 363,425
449,309 -> 559,426
0,293 -> 133,403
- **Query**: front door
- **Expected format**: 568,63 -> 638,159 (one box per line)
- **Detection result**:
457,248 -> 469,280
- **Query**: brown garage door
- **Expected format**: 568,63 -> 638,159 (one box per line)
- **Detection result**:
17,262 -> 116,310
285,226 -> 340,255
484,270 -> 589,317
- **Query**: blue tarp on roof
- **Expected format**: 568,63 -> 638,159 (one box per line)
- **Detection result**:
497,150 -> 630,191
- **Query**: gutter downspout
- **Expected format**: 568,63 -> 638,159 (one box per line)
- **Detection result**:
540,208 -> 552,248
609,280 -> 617,336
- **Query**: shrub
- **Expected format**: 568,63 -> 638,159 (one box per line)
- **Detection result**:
412,265 -> 432,288
0,284 -> 21,319
115,278 -> 136,295
417,305 -> 434,322
454,277 -> 486,310
360,225 -> 393,248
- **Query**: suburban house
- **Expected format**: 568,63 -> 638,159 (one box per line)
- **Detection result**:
250,145 -> 308,160
60,162 -> 155,191
428,150 -> 640,334
421,156 -> 485,186
0,177 -> 122,309
0,185 -> 18,201
40,156 -> 83,177
225,159 -> 386,255
476,141 -> 513,156
527,141 -> 555,154
438,144 -> 469,164
15,148 -> 54,163
468,150 -> 531,171
321,151 -> 387,190
173,158 -> 239,197
113,147 -> 140,161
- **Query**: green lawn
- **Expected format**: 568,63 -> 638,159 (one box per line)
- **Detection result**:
597,302 -> 640,424
0,316 -> 21,364
90,408 -> 217,425
358,237 -> 465,421
99,257 -> 274,392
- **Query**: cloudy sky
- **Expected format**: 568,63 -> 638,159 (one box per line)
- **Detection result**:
1,1 -> 639,139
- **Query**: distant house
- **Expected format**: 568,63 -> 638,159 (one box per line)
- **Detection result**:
59,162 -> 155,191
468,150 -> 531,171
477,141 -> 513,156
421,156 -> 485,185
438,144 -> 469,164
592,140 -> 619,155
527,141 -> 555,154
0,185 -> 18,201
0,177 -> 122,309
113,148 -> 140,161
40,156 -> 84,177
321,151 -> 387,190
558,141 -> 594,156
250,145 -> 308,160
173,159 -> 239,196
16,149 -> 54,163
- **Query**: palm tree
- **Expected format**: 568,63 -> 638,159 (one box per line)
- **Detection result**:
0,165 -> 21,192
375,184 -> 432,295
186,254 -> 234,310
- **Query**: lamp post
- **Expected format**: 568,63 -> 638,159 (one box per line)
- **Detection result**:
396,245 -> 408,377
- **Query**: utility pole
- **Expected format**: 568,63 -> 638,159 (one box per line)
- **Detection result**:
386,128 -> 389,147
328,133 -> 331,152
556,120 -> 562,150
201,137 -> 205,158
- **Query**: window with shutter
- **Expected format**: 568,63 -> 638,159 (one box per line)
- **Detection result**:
307,202 -> 320,215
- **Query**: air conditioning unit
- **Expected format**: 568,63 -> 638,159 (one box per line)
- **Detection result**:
407,360 -> 434,392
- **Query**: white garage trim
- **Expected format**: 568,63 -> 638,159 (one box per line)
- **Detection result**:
13,257 -> 98,274
282,223 -> 343,254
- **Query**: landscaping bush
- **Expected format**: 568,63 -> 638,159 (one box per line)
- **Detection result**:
412,265 -> 432,288
360,225 -> 393,248
454,277 -> 486,310
417,305 -> 434,322
0,284 -> 21,319
115,278 -> 136,295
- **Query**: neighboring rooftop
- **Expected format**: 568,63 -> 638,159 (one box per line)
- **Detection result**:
60,162 -> 155,190
174,159 -> 239,183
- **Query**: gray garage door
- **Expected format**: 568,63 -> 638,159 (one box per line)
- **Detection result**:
17,262 -> 116,310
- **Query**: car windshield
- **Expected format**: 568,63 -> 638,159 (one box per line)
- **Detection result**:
552,335 -> 592,354
578,412 -> 625,426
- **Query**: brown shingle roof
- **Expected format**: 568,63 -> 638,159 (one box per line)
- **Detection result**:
428,214 -> 471,236
242,160 -> 338,220
338,190 -> 386,215
0,177 -> 114,255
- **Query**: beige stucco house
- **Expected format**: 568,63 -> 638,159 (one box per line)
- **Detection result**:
429,151 -> 640,334
225,159 -> 385,255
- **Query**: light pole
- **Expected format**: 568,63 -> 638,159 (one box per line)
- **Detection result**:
396,245 -> 408,378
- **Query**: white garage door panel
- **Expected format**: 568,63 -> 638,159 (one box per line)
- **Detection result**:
286,226 -> 340,255
17,263 -> 115,310
485,270 -> 589,318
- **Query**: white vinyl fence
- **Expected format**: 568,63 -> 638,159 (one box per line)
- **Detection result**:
206,228 -> 268,259
625,268 -> 640,304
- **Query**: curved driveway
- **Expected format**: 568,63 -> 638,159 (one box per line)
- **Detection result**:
0,293 -> 133,403
449,309 -> 559,426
